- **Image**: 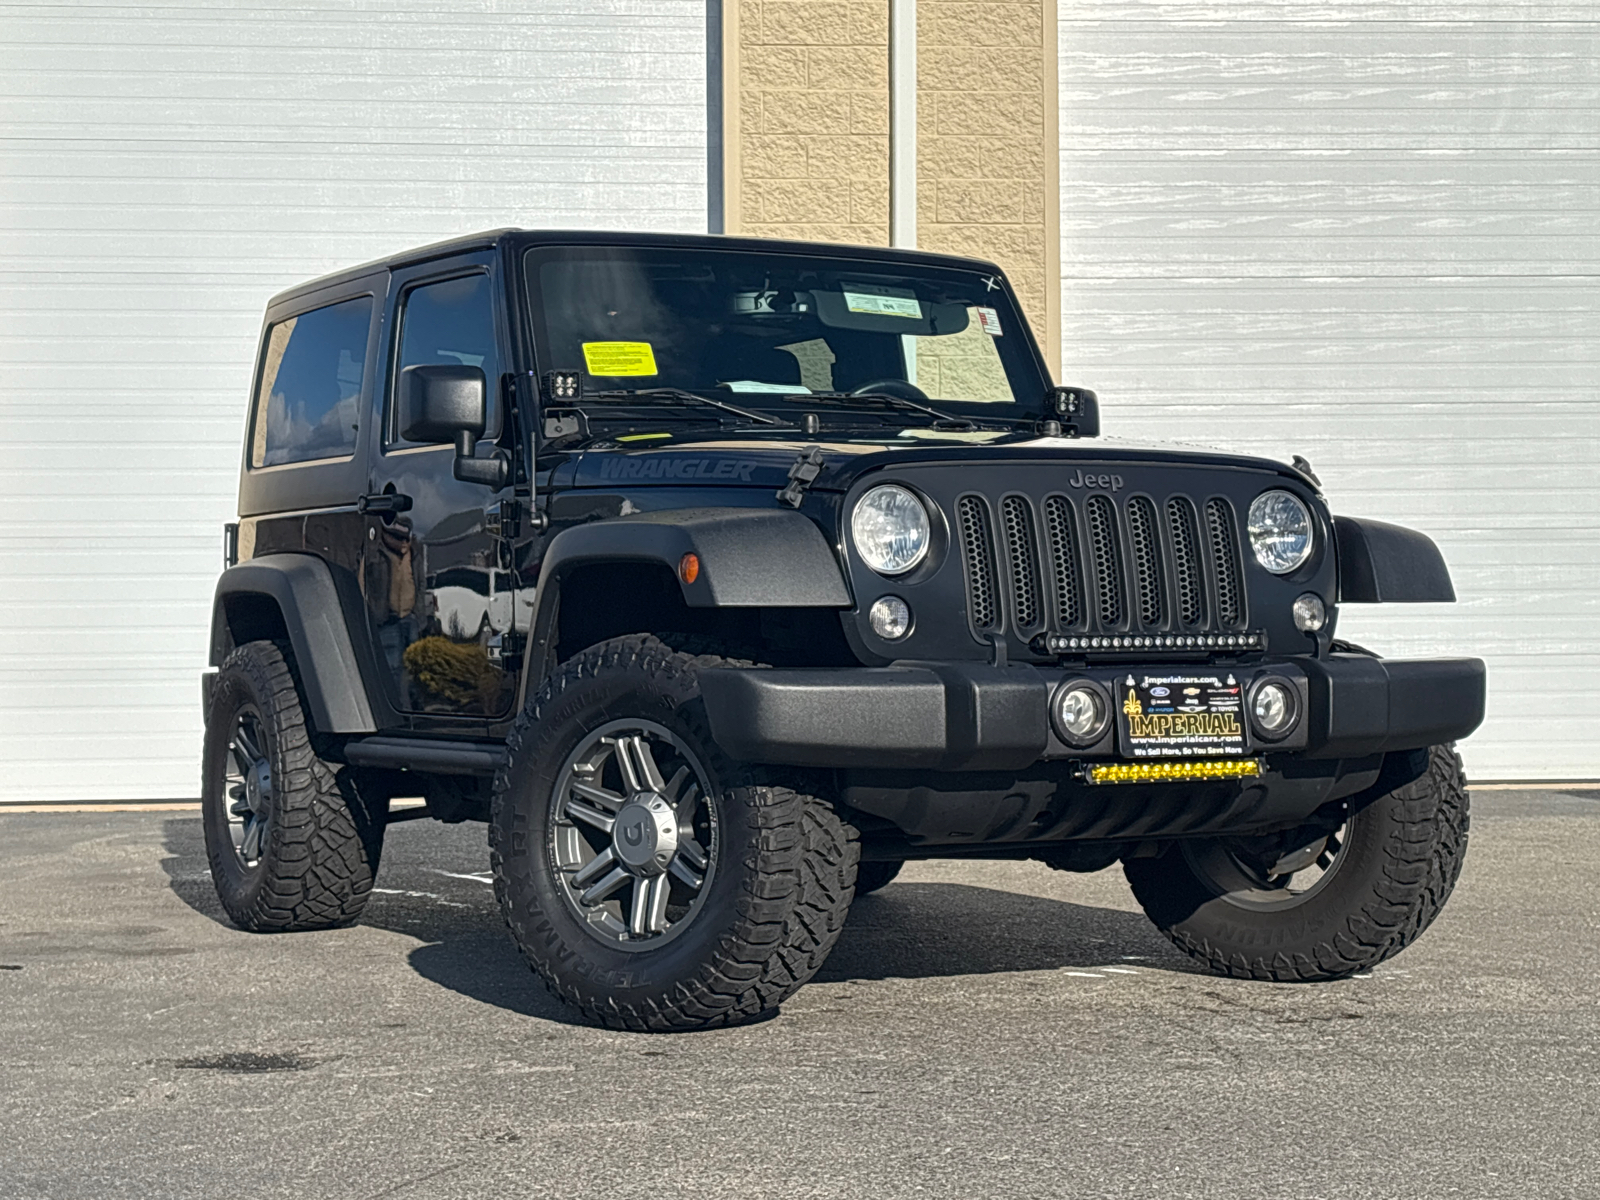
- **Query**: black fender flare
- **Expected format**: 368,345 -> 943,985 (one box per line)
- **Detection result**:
524,507 -> 853,683
1333,515 -> 1456,603
210,553 -> 378,733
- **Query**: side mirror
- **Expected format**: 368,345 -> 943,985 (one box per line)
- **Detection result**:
398,364 -> 507,487
1050,386 -> 1100,438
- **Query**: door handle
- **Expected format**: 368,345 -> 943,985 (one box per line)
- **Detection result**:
358,493 -> 414,515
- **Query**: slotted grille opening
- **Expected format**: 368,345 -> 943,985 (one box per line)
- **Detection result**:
1042,496 -> 1083,627
1167,497 -> 1204,626
1000,496 -> 1041,628
1127,497 -> 1163,626
958,495 -> 999,629
1205,498 -> 1243,626
1085,495 -> 1123,626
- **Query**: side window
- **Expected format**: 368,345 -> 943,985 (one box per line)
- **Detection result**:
250,295 -> 372,468
390,273 -> 498,446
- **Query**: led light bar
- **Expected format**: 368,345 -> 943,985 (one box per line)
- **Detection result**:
1038,631 -> 1267,655
542,370 -> 581,401
1087,759 -> 1264,786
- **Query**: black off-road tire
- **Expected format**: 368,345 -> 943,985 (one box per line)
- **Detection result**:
489,635 -> 859,1032
201,640 -> 384,931
1123,744 -> 1469,981
853,860 -> 903,895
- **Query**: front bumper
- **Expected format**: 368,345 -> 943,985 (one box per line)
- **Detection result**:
697,653 -> 1485,772
697,653 -> 1484,849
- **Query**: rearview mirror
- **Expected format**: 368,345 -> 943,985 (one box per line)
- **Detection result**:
399,364 -> 507,487
1051,386 -> 1099,438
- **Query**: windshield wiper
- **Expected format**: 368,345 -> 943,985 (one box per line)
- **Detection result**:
587,388 -> 788,427
796,391 -> 984,430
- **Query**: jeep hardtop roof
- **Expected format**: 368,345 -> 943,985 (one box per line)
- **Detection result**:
266,228 -> 1010,311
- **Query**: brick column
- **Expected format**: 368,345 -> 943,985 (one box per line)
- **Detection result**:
724,0 -> 891,245
916,0 -> 1060,374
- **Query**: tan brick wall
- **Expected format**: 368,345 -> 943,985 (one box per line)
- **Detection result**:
723,0 -> 1060,375
917,0 -> 1059,373
724,0 -> 890,245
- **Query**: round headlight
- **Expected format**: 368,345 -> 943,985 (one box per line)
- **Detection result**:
852,484 -> 931,576
1248,490 -> 1314,574
1052,681 -> 1110,747
868,596 -> 912,640
1249,679 -> 1298,739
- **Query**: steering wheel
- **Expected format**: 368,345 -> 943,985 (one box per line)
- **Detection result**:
850,378 -> 929,403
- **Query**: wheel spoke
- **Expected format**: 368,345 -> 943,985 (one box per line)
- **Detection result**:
570,778 -> 625,811
239,815 -> 266,861
674,782 -> 700,827
571,846 -> 617,887
229,741 -> 254,774
234,722 -> 263,763
663,765 -> 691,803
579,865 -> 630,906
616,734 -> 667,794
565,800 -> 616,834
629,876 -> 652,935
668,855 -> 703,891
678,836 -> 708,872
645,875 -> 670,932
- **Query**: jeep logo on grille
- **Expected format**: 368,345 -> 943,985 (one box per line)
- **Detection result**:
1068,469 -> 1123,491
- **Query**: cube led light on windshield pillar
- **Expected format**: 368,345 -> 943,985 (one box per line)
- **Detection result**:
543,370 -> 581,401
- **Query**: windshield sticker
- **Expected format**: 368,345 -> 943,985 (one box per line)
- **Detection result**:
842,288 -> 922,320
975,306 -> 1003,336
582,341 -> 657,377
722,380 -> 812,394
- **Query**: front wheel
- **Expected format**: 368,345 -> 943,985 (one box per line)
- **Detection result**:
490,636 -> 859,1031
1124,744 -> 1469,981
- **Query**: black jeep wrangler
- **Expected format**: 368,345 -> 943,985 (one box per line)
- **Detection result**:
203,229 -> 1485,1031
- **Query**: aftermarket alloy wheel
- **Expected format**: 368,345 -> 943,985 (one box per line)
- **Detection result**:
1123,744 -> 1469,981
201,640 -> 384,931
491,635 -> 860,1032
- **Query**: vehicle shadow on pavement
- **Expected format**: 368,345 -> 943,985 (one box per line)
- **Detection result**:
820,884 -> 1190,982
160,818 -> 1191,1024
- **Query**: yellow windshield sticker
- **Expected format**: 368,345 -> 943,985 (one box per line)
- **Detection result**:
582,341 -> 657,377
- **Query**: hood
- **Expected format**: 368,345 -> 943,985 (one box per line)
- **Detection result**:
567,433 -> 1317,494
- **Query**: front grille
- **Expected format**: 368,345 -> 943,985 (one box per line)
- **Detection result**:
957,495 -> 999,630
1000,496 -> 1042,629
958,490 -> 1249,640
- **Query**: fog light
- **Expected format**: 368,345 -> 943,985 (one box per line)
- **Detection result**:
1052,681 -> 1110,747
1249,678 -> 1298,740
869,596 -> 911,640
1293,593 -> 1326,632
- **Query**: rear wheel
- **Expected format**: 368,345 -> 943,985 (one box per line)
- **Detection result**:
491,635 -> 859,1031
1124,744 -> 1468,980
201,640 -> 384,931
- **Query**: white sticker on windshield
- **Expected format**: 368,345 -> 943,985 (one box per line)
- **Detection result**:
843,288 -> 922,319
722,380 -> 812,394
976,306 -> 1003,336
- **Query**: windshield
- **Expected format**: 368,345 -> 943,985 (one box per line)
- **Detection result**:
522,245 -> 1049,425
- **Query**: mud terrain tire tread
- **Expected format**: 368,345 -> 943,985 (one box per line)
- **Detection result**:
490,635 -> 858,1031
1124,744 -> 1468,981
202,640 -> 383,932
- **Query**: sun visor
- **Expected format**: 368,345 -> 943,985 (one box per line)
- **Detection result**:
812,286 -> 970,336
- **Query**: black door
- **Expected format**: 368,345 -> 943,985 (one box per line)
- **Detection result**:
360,255 -> 522,722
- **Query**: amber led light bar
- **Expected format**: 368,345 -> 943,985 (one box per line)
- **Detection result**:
1087,759 -> 1264,786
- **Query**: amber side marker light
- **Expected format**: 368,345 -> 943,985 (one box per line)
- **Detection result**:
678,552 -> 700,584
1088,759 -> 1263,786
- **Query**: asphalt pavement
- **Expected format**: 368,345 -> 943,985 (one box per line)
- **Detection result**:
2,789 -> 1597,1199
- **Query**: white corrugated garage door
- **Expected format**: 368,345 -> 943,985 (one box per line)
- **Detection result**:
0,1 -> 707,802
1060,3 -> 1600,780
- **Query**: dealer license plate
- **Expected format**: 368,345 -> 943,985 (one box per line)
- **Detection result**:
1116,671 -> 1246,759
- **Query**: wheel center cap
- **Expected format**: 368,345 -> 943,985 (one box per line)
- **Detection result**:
612,796 -> 678,876
246,759 -> 271,810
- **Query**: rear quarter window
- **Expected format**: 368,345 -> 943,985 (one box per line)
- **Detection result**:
250,295 -> 373,468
